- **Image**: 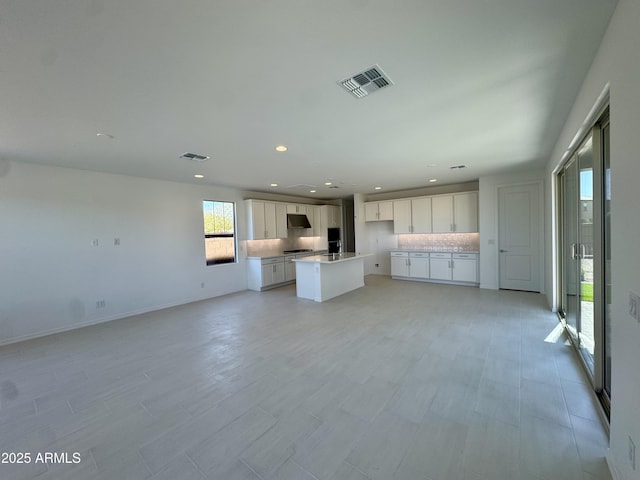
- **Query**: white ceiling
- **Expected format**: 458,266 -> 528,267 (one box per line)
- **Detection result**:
1,0 -> 617,199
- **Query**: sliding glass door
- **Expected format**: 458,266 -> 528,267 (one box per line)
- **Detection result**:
560,136 -> 595,372
557,108 -> 610,414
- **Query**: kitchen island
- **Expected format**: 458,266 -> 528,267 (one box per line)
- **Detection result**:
293,253 -> 371,302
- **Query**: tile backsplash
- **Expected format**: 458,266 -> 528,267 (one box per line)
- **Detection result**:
397,233 -> 479,251
246,236 -> 319,257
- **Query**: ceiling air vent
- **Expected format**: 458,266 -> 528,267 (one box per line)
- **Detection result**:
339,64 -> 394,99
180,152 -> 210,162
449,165 -> 467,170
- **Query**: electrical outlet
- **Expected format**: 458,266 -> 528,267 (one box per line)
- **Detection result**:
92,239 -> 99,247
201,282 -> 205,288
114,238 -> 120,246
375,263 -> 379,268
95,300 -> 106,309
630,436 -> 636,470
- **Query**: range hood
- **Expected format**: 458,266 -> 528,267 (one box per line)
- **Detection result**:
287,213 -> 312,229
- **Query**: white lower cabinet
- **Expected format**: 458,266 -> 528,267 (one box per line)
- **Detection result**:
248,257 -> 286,291
261,258 -> 285,287
248,251 -> 326,291
451,253 -> 478,282
429,253 -> 452,280
284,255 -> 296,281
391,251 -> 478,285
391,252 -> 410,277
408,253 -> 429,279
391,252 -> 430,279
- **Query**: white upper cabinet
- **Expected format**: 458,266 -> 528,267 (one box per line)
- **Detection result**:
364,201 -> 393,221
246,200 -> 278,240
320,205 -> 342,231
378,201 -> 393,220
411,197 -> 432,233
452,192 -> 478,233
393,200 -> 411,233
275,203 -> 287,238
327,205 -> 341,229
394,198 -> 432,234
304,205 -> 320,236
431,192 -> 478,233
431,196 -> 454,233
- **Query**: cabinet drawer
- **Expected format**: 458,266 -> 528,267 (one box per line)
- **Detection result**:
430,252 -> 452,259
261,257 -> 284,265
409,252 -> 429,258
453,253 -> 476,259
390,251 -> 409,257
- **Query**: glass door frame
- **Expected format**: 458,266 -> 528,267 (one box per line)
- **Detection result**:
555,107 -> 609,416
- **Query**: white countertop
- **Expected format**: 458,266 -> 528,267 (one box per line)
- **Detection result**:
246,250 -> 326,260
390,249 -> 479,254
293,252 -> 371,264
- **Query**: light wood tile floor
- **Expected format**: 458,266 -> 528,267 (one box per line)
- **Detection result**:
0,276 -> 611,480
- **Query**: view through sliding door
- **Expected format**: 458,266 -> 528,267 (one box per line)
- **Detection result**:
560,138 -> 595,372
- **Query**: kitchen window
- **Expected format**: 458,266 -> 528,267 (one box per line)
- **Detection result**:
203,200 -> 236,265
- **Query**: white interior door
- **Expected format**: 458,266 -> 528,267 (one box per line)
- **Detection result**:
498,183 -> 541,292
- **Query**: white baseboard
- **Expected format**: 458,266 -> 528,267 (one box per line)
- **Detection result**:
0,290 -> 242,347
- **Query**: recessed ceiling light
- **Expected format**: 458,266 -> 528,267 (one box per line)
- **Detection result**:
374,186 -> 382,190
309,189 -> 316,193
270,183 -> 278,187
194,174 -> 204,179
324,181 -> 332,186
275,145 -> 288,152
429,178 -> 438,183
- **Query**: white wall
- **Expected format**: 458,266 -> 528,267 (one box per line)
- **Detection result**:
0,161 -> 248,345
545,0 -> 640,477
478,169 -> 545,291
363,221 -> 397,275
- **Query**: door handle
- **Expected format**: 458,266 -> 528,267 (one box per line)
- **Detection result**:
570,243 -> 577,259
500,249 -> 508,253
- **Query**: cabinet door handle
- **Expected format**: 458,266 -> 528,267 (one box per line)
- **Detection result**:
451,260 -> 455,268
450,224 -> 453,232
